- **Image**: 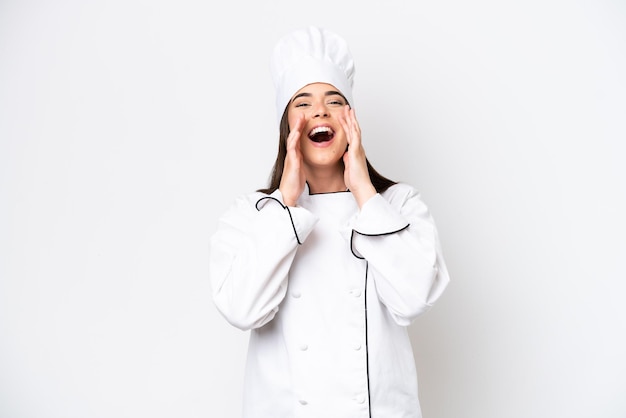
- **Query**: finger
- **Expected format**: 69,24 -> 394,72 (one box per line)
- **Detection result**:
287,114 -> 305,151
340,106 -> 353,145
345,107 -> 360,150
286,131 -> 298,153
294,113 -> 305,132
349,108 -> 361,137
349,107 -> 361,137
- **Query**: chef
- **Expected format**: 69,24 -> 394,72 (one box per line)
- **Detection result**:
209,26 -> 450,418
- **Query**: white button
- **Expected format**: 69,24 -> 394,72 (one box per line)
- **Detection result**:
351,289 -> 362,297
299,399 -> 308,405
353,343 -> 362,351
355,395 -> 366,404
299,344 -> 308,351
291,290 -> 301,298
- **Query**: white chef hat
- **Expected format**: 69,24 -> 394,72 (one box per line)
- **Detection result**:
270,26 -> 355,125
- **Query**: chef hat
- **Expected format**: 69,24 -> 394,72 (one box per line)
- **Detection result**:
270,26 -> 355,125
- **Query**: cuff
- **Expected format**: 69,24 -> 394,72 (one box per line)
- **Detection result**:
352,193 -> 409,236
255,190 -> 318,244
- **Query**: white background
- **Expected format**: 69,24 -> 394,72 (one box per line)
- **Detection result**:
1,0 -> 625,417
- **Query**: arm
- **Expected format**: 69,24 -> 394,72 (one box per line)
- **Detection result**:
209,191 -> 318,330
350,185 -> 450,326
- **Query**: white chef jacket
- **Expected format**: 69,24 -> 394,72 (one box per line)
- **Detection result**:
209,182 -> 449,418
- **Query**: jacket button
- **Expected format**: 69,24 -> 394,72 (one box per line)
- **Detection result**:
355,395 -> 366,404
291,290 -> 301,298
299,344 -> 308,351
353,343 -> 362,351
298,399 -> 308,405
351,289 -> 362,297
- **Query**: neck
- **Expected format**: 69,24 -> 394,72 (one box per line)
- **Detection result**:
305,165 -> 346,194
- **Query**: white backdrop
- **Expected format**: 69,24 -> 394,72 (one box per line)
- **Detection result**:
1,0 -> 625,417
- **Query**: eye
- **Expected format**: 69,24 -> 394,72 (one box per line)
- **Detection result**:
294,102 -> 310,108
328,97 -> 346,106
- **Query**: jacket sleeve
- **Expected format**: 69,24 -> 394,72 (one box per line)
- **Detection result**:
350,184 -> 450,326
209,191 -> 318,330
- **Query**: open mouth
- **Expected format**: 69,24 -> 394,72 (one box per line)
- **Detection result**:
308,126 -> 335,143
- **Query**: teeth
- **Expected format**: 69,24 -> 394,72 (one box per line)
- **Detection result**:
310,126 -> 332,136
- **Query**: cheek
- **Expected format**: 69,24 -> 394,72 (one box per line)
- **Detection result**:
335,130 -> 348,148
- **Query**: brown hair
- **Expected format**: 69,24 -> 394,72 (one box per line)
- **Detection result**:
257,106 -> 397,194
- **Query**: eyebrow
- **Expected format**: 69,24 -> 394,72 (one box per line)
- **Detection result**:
291,90 -> 346,102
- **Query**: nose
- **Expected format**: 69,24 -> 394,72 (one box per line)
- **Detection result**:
311,102 -> 329,118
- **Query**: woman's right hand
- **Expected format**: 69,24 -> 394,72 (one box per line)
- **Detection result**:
279,114 -> 306,206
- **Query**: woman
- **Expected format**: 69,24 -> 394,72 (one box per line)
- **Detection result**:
209,26 -> 450,418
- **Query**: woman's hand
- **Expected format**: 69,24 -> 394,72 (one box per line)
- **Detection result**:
340,106 -> 376,208
279,114 -> 306,206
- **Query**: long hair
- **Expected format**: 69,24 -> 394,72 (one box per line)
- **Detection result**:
257,106 -> 397,195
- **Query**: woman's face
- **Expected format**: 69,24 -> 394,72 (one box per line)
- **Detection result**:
286,82 -> 349,170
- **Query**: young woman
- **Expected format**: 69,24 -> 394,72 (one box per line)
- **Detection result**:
209,26 -> 450,418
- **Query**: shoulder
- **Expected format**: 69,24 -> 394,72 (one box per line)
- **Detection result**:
231,190 -> 275,206
219,191 -> 273,218
380,182 -> 434,216
381,182 -> 421,202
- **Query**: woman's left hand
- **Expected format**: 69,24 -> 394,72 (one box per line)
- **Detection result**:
340,106 -> 377,208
